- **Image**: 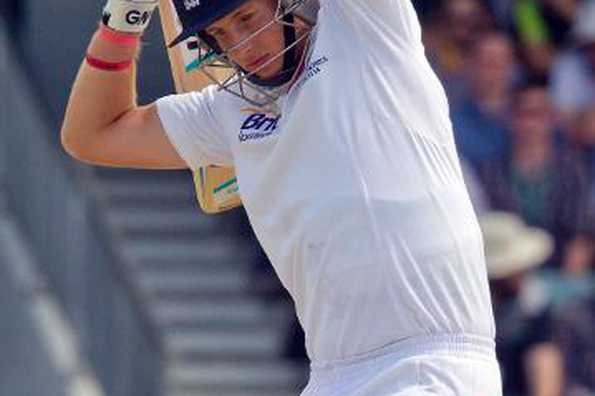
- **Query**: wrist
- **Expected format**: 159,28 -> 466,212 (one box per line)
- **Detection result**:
88,26 -> 141,62
98,23 -> 141,46
85,25 -> 139,71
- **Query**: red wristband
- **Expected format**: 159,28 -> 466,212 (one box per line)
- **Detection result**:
98,24 -> 141,46
85,54 -> 133,71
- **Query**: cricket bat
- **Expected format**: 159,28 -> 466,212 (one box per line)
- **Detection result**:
158,0 -> 242,214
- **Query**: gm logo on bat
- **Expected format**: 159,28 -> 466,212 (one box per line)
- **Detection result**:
238,113 -> 280,142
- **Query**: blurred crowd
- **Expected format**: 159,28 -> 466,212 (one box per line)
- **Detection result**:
275,1 -> 595,396
427,1 -> 594,394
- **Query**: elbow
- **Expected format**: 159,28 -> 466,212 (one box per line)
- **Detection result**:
60,126 -> 93,164
60,127 -> 80,159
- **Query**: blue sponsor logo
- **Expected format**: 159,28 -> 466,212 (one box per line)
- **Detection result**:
295,55 -> 329,90
238,113 -> 280,142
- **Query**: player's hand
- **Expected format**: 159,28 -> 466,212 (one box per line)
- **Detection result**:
102,0 -> 158,34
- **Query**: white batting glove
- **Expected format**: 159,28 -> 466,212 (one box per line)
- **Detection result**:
102,0 -> 158,34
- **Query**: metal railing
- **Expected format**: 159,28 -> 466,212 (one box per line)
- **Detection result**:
0,19 -> 164,396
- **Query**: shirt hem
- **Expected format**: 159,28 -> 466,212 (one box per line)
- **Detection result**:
310,333 -> 496,371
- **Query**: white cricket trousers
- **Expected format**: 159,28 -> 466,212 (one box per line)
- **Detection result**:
301,334 -> 502,396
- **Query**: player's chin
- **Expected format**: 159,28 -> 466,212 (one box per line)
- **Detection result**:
247,62 -> 284,81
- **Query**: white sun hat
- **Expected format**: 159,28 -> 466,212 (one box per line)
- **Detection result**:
574,0 -> 595,44
479,212 -> 554,280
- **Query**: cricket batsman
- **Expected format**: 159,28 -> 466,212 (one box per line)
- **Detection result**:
61,0 -> 503,394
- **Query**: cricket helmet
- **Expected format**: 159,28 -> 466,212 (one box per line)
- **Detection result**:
169,0 -> 250,47
168,0 -> 319,109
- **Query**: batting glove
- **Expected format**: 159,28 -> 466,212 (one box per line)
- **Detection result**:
102,0 -> 158,34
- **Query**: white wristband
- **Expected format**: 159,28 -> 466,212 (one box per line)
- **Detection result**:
102,0 -> 158,34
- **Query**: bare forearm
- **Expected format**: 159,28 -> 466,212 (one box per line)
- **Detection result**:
61,27 -> 141,154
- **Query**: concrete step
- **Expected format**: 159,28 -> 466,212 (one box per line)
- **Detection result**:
152,298 -> 269,328
166,361 -> 305,391
133,257 -> 253,275
164,327 -> 283,360
139,269 -> 249,295
100,177 -> 192,202
123,238 -> 254,265
168,390 -> 301,396
106,207 -> 219,238
93,167 -> 189,182
153,297 -> 294,333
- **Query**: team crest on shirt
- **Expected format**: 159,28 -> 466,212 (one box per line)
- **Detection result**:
238,110 -> 281,142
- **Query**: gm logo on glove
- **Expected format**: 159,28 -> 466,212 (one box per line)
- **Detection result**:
102,0 -> 158,33
125,9 -> 152,25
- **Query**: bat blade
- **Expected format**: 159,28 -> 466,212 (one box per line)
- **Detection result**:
158,0 -> 241,214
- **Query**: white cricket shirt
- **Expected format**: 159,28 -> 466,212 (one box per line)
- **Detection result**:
157,0 -> 496,364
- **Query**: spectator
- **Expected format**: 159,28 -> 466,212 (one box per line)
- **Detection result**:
586,186 -> 595,260
573,107 -> 595,251
423,0 -> 494,104
479,78 -> 591,272
557,106 -> 595,274
553,294 -> 595,396
479,211 -> 564,396
461,157 -> 491,215
487,0 -> 578,76
451,31 -> 516,171
561,106 -> 595,274
550,0 -> 595,123
411,0 -> 442,21
570,106 -> 595,188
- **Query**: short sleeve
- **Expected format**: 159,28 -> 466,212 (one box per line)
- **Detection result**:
321,0 -> 423,46
156,86 -> 234,169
